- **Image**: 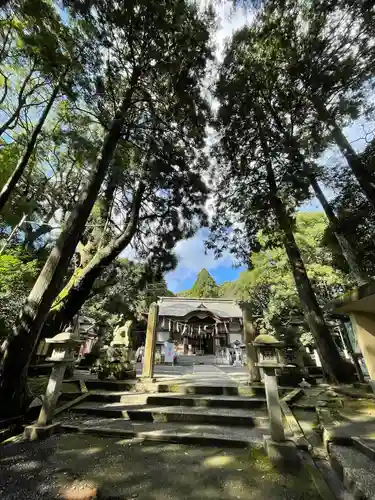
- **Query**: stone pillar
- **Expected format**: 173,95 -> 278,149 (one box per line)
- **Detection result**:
142,302 -> 159,379
241,302 -> 260,382
339,319 -> 364,383
349,312 -> 375,381
264,367 -> 285,442
37,364 -> 66,426
313,349 -> 322,367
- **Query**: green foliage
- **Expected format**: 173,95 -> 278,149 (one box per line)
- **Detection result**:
216,213 -> 354,334
82,258 -> 173,328
0,250 -> 39,337
327,138 -> 375,276
0,0 -> 214,335
0,0 -> 372,391
182,268 -> 219,298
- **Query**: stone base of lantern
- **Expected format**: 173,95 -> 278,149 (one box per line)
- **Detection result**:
264,436 -> 301,469
24,422 -> 61,441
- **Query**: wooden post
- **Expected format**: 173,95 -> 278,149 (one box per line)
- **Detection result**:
142,302 -> 159,379
241,302 -> 260,382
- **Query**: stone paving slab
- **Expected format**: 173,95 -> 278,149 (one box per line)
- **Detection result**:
0,434 -> 322,499
145,393 -> 267,401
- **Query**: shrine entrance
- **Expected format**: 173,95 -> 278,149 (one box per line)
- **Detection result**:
142,297 -> 245,361
183,315 -> 217,355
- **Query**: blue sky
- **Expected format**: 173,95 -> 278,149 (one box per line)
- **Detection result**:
164,1 -> 375,294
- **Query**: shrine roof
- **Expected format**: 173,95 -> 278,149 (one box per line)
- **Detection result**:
157,297 -> 243,319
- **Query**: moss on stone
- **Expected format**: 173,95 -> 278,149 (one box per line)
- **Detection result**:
254,334 -> 279,344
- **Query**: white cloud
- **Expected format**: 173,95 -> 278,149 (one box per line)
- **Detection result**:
165,228 -> 233,292
165,3 -> 250,292
163,3 -> 252,292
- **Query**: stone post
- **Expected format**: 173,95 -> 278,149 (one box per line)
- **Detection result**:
37,364 -> 67,426
339,318 -> 364,383
263,367 -> 285,442
253,334 -> 286,443
142,302 -> 159,379
241,302 -> 260,382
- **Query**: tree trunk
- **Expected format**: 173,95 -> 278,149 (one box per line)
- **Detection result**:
0,71 -> 139,417
312,95 -> 375,211
266,103 -> 368,286
257,123 -> 354,383
43,182 -> 145,341
309,175 -> 368,285
271,191 -> 349,383
0,65 -> 35,137
241,302 -> 260,383
0,83 -> 60,213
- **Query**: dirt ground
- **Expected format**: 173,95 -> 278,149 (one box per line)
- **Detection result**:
0,434 -> 322,500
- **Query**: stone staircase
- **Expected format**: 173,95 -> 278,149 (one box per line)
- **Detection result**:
60,378 -> 282,447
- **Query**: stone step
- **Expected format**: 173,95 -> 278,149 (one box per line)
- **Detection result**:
59,392 -> 82,402
60,416 -> 266,448
353,438 -> 375,461
145,394 -> 267,409
86,391 -> 147,403
156,383 -> 266,397
329,443 -> 375,499
86,391 -> 267,409
85,379 -> 138,392
72,402 -> 269,427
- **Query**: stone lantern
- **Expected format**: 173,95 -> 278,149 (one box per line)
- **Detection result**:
24,326 -> 81,440
253,334 -> 285,442
45,327 -> 82,365
254,334 -> 284,368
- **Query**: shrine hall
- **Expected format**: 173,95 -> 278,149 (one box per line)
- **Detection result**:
155,297 -> 245,355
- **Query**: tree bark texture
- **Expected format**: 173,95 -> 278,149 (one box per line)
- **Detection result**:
257,123 -> 354,383
309,175 -> 368,285
312,96 -> 375,211
267,104 -> 368,286
0,83 -> 60,213
0,71 -> 139,417
0,65 -> 35,138
241,302 -> 261,383
42,182 -> 145,342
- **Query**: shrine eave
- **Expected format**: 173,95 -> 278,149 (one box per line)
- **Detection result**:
156,297 -> 243,320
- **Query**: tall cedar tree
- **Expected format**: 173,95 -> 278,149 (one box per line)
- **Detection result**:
43,141 -> 210,338
257,0 -> 375,209
189,269 -> 219,298
0,0 -> 213,417
209,28 -> 355,383
0,0 -> 85,211
227,2 -> 370,285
